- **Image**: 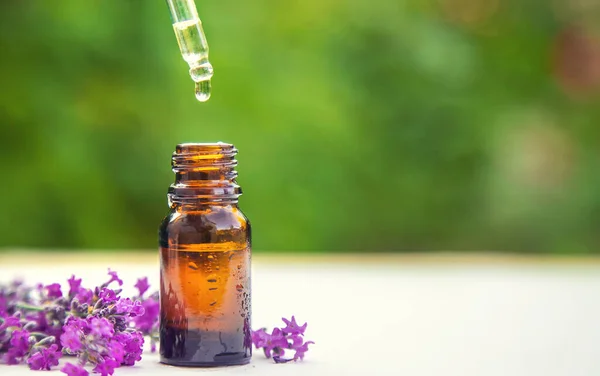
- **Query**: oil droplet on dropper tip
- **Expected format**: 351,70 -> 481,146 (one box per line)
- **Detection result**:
195,80 -> 211,102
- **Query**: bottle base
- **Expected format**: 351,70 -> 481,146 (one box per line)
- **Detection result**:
159,327 -> 252,367
160,356 -> 251,368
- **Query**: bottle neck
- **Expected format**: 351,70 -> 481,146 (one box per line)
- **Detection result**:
168,143 -> 242,206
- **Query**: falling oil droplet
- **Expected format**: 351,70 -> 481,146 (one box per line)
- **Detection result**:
195,80 -> 211,102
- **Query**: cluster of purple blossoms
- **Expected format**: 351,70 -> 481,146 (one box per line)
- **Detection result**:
0,270 -> 160,375
1,270 -> 314,373
60,316 -> 145,376
252,316 -> 314,363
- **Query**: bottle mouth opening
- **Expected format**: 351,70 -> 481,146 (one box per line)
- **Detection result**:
176,142 -> 235,155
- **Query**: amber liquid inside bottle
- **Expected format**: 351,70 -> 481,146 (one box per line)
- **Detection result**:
159,143 -> 251,366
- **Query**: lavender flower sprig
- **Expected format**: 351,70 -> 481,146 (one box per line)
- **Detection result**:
0,270 -> 160,375
1,270 -> 314,373
252,316 -> 314,363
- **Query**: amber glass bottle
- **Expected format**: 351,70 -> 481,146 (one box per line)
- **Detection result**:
159,143 -> 251,367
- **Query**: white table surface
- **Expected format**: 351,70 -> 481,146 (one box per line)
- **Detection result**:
1,253 -> 599,376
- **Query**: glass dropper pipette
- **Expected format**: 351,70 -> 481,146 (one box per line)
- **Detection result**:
165,0 -> 214,102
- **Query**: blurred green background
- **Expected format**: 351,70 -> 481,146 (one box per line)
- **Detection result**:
1,0 -> 600,253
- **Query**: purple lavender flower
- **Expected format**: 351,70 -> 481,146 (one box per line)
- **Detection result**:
67,275 -> 82,297
60,315 -> 144,370
115,298 -> 144,317
263,328 -> 289,359
113,331 -> 144,366
108,340 -> 125,364
61,326 -> 83,352
9,329 -> 30,357
133,298 -> 158,332
252,316 -> 314,363
281,316 -> 307,336
1,315 -> 22,330
45,283 -> 63,299
2,271 -> 170,372
98,289 -> 118,304
61,362 -> 89,376
251,328 -> 270,348
106,269 -> 123,287
64,317 -> 87,331
93,357 -> 119,376
75,288 -> 93,305
134,278 -> 150,297
293,341 -> 314,361
27,344 -> 62,370
289,333 -> 303,347
89,317 -> 114,338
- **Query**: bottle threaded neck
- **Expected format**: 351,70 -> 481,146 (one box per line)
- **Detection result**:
169,142 -> 241,204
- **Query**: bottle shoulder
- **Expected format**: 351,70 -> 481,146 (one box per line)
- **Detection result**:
159,205 -> 250,248
160,205 -> 250,232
